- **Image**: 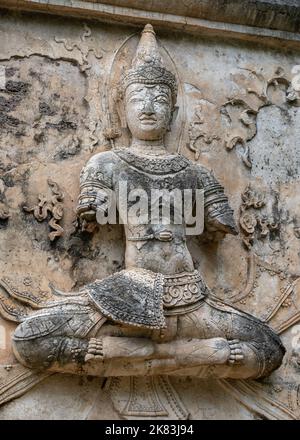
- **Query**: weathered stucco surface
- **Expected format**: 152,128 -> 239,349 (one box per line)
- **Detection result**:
0,6 -> 300,419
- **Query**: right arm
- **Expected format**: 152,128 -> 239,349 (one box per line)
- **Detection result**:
76,151 -> 115,226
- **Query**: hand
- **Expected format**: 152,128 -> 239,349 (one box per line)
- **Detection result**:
79,210 -> 97,222
78,210 -> 98,233
206,215 -> 238,237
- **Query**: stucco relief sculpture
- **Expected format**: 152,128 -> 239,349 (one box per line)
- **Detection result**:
0,25 -> 285,384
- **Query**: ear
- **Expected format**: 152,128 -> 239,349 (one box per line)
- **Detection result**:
114,87 -> 127,129
172,105 -> 179,121
168,105 -> 179,130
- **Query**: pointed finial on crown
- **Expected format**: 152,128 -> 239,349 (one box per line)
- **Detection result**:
122,24 -> 177,104
132,24 -> 163,68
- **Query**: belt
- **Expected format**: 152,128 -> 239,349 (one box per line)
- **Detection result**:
163,270 -> 208,315
127,230 -> 175,242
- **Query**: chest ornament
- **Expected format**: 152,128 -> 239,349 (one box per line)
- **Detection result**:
114,149 -> 190,175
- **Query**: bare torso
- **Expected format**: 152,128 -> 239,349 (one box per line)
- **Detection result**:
124,223 -> 194,275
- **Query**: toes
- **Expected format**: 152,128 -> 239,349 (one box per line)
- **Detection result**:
227,339 -> 244,365
89,338 -> 97,344
88,348 -> 98,354
229,343 -> 241,348
86,337 -> 103,362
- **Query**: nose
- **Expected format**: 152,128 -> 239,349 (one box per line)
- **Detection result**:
142,99 -> 155,115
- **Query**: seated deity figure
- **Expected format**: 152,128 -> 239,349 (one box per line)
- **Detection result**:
4,24 -> 284,380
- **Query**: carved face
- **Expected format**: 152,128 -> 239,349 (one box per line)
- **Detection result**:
124,83 -> 172,140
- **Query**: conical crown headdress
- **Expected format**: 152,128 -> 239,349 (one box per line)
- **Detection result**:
122,24 -> 177,104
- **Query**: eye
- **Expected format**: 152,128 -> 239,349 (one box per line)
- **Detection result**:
129,97 -> 143,103
154,96 -> 169,104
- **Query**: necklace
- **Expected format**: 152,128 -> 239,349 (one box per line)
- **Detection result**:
114,148 -> 190,175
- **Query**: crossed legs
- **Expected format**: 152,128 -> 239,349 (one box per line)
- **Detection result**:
12,297 -> 285,379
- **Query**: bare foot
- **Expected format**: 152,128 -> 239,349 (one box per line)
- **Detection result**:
228,339 -> 244,365
160,337 -> 231,366
85,337 -> 104,362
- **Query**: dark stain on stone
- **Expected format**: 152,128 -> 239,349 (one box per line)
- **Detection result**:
55,141 -> 81,160
5,67 -> 18,78
15,129 -> 26,137
2,175 -> 15,187
67,229 -> 94,259
0,95 -> 22,112
0,162 -> 14,173
5,80 -> 30,95
0,80 -> 30,132
46,120 -> 77,131
28,69 -> 42,81
0,113 -> 21,127
269,191 -> 281,242
39,101 -> 57,116
0,218 -> 9,229
34,132 -> 45,143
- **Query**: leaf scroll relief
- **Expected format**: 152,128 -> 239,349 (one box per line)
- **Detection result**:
188,66 -> 299,167
23,178 -> 64,241
221,67 -> 299,168
0,179 -> 10,222
239,184 -> 279,250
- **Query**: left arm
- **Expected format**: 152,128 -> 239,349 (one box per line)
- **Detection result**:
200,167 -> 238,238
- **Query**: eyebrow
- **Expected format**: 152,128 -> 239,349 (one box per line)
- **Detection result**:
127,85 -> 171,99
127,88 -> 144,98
154,91 -> 169,97
147,86 -> 170,97
153,86 -> 171,97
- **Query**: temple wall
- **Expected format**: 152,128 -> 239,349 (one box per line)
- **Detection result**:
0,7 -> 300,419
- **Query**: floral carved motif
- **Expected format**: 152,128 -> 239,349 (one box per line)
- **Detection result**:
221,67 -> 299,168
23,179 -> 64,241
239,184 -> 278,250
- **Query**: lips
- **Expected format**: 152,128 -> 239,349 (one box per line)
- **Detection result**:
139,116 -> 157,124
